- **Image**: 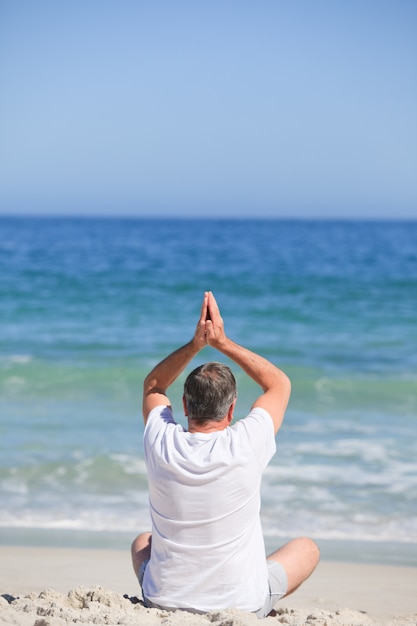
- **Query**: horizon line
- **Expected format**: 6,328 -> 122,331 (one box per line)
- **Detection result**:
0,213 -> 416,222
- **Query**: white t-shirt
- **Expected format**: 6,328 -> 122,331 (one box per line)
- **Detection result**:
142,405 -> 276,613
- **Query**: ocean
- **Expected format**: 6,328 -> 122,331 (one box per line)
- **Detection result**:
1,217 -> 416,566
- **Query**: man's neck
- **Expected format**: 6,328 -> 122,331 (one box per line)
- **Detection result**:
187,416 -> 229,433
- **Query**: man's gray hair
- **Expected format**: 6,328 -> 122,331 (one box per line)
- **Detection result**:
184,362 -> 237,422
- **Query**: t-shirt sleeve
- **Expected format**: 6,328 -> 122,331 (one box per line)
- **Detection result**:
143,405 -> 176,459
146,405 -> 176,427
234,407 -> 276,470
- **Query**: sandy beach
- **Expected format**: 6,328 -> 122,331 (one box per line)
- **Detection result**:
1,546 -> 416,626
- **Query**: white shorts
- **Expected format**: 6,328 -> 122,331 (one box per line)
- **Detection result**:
138,558 -> 288,619
254,560 -> 288,618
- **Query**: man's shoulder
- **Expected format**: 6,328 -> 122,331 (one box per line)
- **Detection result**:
231,406 -> 275,439
235,406 -> 274,427
147,404 -> 174,420
230,407 -> 276,467
145,405 -> 176,433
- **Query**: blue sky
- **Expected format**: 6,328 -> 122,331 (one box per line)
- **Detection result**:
1,1 -> 416,218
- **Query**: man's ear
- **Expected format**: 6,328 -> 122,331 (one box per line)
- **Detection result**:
182,395 -> 188,416
227,398 -> 237,424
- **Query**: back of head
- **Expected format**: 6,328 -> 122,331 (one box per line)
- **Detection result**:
184,362 -> 237,422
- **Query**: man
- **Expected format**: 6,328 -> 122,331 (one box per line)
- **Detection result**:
131,291 -> 319,618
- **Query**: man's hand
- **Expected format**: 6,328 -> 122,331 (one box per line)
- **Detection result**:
205,291 -> 227,349
192,291 -> 225,349
192,291 -> 211,350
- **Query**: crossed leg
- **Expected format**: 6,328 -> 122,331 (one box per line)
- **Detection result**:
131,532 -> 152,577
131,533 -> 320,599
267,536 -> 320,596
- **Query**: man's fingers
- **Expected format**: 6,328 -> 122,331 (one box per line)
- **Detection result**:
205,320 -> 214,345
198,292 -> 224,347
199,292 -> 209,322
207,291 -> 221,318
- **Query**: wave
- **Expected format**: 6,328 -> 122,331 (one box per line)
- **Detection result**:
1,447 -> 416,544
1,355 -> 415,414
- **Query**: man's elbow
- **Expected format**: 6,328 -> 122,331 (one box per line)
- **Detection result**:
279,370 -> 291,394
278,371 -> 291,408
143,374 -> 158,396
285,372 -> 291,394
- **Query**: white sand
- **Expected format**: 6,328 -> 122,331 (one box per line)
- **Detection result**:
0,546 -> 416,626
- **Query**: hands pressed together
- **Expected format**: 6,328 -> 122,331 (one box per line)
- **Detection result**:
193,291 -> 227,351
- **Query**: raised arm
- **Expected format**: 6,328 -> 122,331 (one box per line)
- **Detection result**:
142,293 -> 210,422
205,292 -> 291,434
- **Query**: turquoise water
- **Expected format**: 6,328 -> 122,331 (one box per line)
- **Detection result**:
1,217 -> 416,564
